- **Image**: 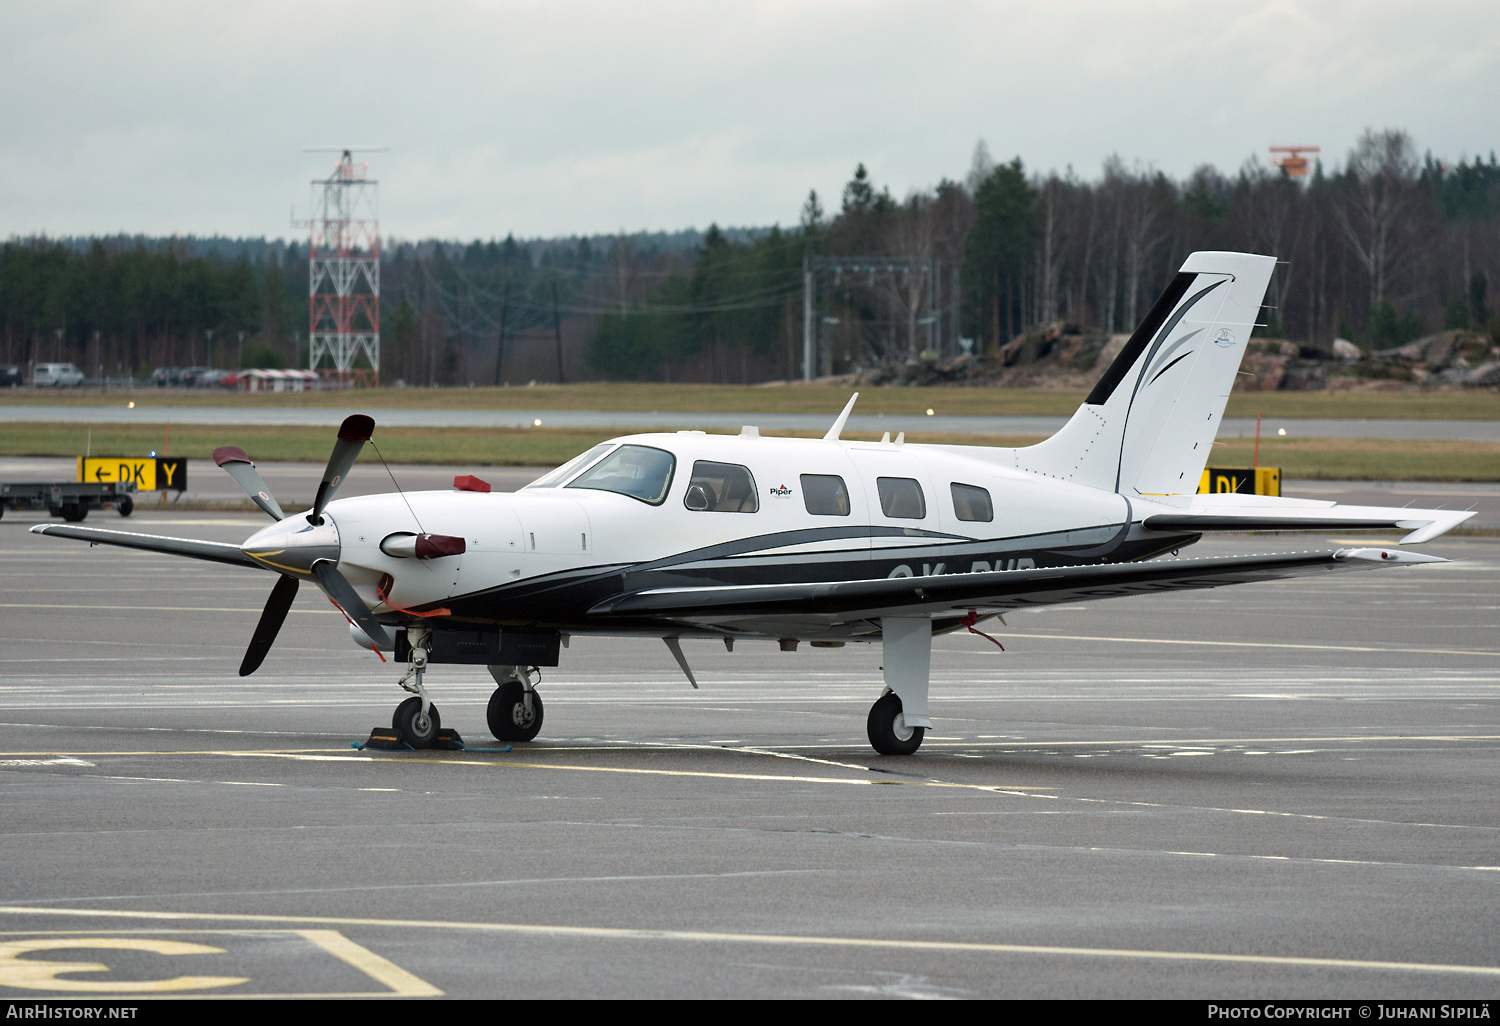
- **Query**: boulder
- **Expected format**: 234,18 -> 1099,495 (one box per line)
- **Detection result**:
1332,338 -> 1361,361
1462,361 -> 1500,387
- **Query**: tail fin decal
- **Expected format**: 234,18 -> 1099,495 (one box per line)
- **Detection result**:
1085,271 -> 1196,406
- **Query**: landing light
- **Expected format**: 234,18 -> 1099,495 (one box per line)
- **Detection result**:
926,409 -> 934,416
533,418 -> 542,427
127,401 -> 135,408
1278,428 -> 1286,436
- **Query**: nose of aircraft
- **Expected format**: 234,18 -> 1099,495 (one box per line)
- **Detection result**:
242,512 -> 341,577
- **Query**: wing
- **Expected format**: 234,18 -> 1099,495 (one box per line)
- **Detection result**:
29,524 -> 261,569
587,548 -> 1444,625
1141,494 -> 1474,544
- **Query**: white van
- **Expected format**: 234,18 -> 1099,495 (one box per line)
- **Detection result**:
33,363 -> 85,387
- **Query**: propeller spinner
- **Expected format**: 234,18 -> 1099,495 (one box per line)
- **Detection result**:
219,415 -> 392,676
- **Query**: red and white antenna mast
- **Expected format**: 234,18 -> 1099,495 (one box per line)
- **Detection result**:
301,148 -> 383,388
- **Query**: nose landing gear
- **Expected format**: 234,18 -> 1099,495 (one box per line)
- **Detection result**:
392,625 -> 442,748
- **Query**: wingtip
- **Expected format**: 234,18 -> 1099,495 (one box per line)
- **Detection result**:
1334,547 -> 1448,565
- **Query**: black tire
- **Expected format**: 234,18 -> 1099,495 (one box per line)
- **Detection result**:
488,681 -> 543,742
117,496 -> 133,517
867,691 -> 924,755
61,504 -> 87,522
392,696 -> 441,748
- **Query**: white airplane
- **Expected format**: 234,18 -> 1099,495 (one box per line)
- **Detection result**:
32,251 -> 1473,754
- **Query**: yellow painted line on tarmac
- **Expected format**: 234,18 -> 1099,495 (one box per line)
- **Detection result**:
985,632 -> 1498,658
296,929 -> 443,996
0,929 -> 441,998
0,905 -> 1494,978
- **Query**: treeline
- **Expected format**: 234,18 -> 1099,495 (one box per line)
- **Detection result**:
583,127 -> 1500,380
0,239 -> 300,375
952,129 -> 1500,356
5,127 -> 1496,384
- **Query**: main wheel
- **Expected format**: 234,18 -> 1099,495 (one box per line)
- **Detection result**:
117,496 -> 134,517
867,692 -> 924,755
392,696 -> 441,748
488,682 -> 543,742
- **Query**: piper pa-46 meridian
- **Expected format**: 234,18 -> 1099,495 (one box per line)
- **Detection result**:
32,252 -> 1473,754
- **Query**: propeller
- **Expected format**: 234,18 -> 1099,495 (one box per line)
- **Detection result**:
312,560 -> 393,651
240,574 -> 300,676
310,414 -> 374,523
218,413 -> 392,675
213,446 -> 285,520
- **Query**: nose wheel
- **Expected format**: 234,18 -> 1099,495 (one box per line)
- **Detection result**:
393,696 -> 441,748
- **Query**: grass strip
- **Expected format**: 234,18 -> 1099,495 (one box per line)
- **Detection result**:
2,423 -> 1496,481
5,383 -> 1497,419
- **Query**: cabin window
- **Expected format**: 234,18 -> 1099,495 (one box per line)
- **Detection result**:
876,477 -> 926,519
525,442 -> 616,488
684,461 -> 759,512
951,482 -> 994,522
800,474 -> 850,516
567,444 -> 676,505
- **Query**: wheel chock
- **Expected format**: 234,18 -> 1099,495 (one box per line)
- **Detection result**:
359,726 -> 409,751
353,726 -> 512,753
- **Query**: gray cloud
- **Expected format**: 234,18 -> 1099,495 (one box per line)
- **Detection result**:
2,0 -> 1497,240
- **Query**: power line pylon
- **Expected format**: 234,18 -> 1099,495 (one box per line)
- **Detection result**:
303,149 -> 381,389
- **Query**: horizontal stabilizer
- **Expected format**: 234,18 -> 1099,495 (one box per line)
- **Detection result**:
29,524 -> 261,568
588,548 -> 1447,623
1142,494 -> 1475,544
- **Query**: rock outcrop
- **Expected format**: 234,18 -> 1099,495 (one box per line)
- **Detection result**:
853,323 -> 1499,391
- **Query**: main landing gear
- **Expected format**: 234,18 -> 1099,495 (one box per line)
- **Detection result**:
866,616 -> 934,756
487,665 -> 544,742
387,628 -> 548,749
867,690 -> 924,756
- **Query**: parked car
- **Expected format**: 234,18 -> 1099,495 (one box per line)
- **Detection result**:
192,369 -> 229,387
0,366 -> 22,388
180,366 -> 214,387
33,362 -> 85,387
152,366 -> 184,387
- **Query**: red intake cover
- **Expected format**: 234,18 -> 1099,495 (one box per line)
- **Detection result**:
453,475 -> 491,493
415,533 -> 466,559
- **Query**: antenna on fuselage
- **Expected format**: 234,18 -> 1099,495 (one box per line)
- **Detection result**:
823,392 -> 859,442
370,439 -> 427,537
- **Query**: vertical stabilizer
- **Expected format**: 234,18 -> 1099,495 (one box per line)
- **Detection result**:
1015,251 -> 1274,503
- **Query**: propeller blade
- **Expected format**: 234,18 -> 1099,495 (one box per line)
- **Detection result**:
311,559 -> 393,651
310,414 -> 374,522
239,574 -> 300,676
214,446 -> 286,520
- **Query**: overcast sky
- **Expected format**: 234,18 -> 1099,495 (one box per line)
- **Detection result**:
3,1 -> 1497,242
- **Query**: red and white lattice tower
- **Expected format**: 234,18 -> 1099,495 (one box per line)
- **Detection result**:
308,150 -> 379,388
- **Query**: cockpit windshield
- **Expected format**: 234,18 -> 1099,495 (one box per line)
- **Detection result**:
565,444 -> 676,505
523,443 -> 617,489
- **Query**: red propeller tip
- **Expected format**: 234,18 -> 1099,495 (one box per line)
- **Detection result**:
213,446 -> 251,467
337,415 -> 375,442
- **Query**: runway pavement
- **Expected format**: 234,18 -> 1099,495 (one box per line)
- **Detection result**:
1,511 -> 1497,998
